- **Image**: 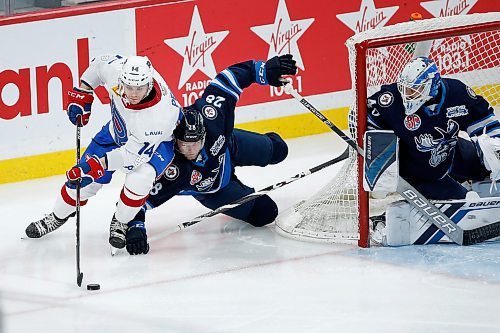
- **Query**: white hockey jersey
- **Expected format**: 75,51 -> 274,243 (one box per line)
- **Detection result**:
80,54 -> 181,173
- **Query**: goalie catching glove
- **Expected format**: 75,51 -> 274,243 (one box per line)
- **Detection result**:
255,54 -> 297,87
66,87 -> 94,127
476,132 -> 500,190
66,155 -> 105,188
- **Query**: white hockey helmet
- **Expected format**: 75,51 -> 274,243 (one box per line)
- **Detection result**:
119,55 -> 154,95
397,57 -> 441,115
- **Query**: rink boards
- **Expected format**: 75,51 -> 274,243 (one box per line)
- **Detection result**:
0,0 -> 498,183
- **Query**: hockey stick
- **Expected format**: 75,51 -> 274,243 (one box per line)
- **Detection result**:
75,123 -> 84,287
149,147 -> 350,242
283,82 -> 500,246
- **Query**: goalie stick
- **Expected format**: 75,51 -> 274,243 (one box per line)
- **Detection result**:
149,148 -> 350,242
283,82 -> 500,246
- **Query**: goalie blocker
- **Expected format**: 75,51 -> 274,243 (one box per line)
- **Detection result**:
364,130 -> 500,246
363,130 -> 399,195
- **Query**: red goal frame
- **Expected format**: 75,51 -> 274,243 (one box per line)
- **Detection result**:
352,20 -> 500,248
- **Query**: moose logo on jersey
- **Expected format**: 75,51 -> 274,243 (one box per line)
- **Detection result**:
415,119 -> 459,167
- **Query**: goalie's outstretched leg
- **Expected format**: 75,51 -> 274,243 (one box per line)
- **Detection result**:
378,197 -> 500,246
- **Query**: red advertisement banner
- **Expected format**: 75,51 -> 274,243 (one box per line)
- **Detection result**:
136,0 -> 499,107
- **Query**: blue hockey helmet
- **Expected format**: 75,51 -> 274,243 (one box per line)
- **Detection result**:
397,57 -> 441,115
174,106 -> 206,142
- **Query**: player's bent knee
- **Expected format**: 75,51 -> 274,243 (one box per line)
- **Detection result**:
266,132 -> 288,164
116,165 -> 157,223
246,195 -> 278,227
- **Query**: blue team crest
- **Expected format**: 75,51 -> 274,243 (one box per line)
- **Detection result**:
415,119 -> 459,167
378,92 -> 394,107
202,105 -> 217,120
466,86 -> 477,99
164,164 -> 179,180
404,114 -> 421,131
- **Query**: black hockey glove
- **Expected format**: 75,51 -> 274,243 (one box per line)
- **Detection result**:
126,221 -> 150,255
257,54 -> 297,87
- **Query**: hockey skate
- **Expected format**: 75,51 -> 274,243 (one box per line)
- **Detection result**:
109,215 -> 128,250
25,213 -> 70,238
369,213 -> 387,246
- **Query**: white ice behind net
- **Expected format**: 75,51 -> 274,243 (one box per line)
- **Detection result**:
275,12 -> 500,245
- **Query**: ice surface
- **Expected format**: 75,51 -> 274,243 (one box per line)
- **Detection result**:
1,133 -> 500,333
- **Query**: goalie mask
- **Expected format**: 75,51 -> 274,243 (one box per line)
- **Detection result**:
397,57 -> 441,115
118,55 -> 155,101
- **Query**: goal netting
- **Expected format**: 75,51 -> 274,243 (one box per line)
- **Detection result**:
275,12 -> 500,247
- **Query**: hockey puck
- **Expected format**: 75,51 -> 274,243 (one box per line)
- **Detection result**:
87,283 -> 100,291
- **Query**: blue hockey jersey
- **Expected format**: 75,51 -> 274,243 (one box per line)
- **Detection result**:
367,78 -> 499,180
145,60 -> 264,207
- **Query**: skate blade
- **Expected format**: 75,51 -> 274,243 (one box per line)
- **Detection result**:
110,246 -> 118,256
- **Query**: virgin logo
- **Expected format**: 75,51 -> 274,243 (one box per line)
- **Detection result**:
356,7 -> 387,32
0,38 -> 109,120
270,19 -> 301,54
185,32 -> 217,68
439,0 -> 470,17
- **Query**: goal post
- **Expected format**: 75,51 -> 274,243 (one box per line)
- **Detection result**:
275,12 -> 500,248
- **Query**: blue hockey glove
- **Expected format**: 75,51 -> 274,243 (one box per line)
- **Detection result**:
126,220 -> 150,255
255,54 -> 297,87
66,87 -> 94,127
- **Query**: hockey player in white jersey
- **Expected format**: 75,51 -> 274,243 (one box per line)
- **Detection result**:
364,56 -> 500,246
25,54 -> 182,250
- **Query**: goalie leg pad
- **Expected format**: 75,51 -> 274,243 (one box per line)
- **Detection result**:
471,180 -> 500,197
383,196 -> 500,246
384,200 -> 431,246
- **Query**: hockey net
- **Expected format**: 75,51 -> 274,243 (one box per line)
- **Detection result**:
275,12 -> 500,247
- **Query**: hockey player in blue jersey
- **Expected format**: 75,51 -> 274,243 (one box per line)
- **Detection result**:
367,56 -> 500,200
365,56 -> 500,246
124,54 -> 297,255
